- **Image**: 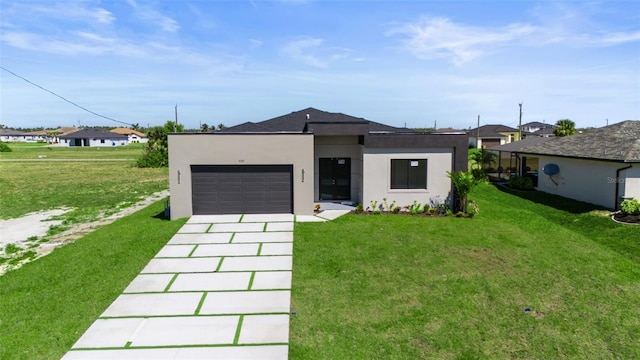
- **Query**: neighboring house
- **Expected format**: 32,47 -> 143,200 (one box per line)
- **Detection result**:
487,136 -> 555,183
521,121 -> 555,133
24,130 -> 49,142
168,107 -> 468,218
518,120 -> 640,209
521,121 -> 555,138
111,128 -> 148,144
59,128 -> 128,147
0,129 -> 28,142
468,125 -> 520,149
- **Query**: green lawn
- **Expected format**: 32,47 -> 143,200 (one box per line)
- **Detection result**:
0,200 -> 186,360
0,142 -> 144,160
290,183 -> 640,359
0,144 -> 165,220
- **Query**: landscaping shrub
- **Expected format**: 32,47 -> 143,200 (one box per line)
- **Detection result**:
620,198 -> 640,215
0,142 -> 12,152
508,175 -> 534,190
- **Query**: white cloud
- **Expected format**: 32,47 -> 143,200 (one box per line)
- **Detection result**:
125,0 -> 180,33
5,2 -> 115,25
280,37 -> 353,68
388,16 -> 536,65
389,13 -> 640,65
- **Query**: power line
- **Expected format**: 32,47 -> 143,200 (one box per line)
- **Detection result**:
0,66 -> 133,126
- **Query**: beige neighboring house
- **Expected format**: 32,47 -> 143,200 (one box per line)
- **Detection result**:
110,128 -> 148,144
168,107 -> 469,219
518,120 -> 640,210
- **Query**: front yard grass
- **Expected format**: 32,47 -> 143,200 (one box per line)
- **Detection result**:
0,200 -> 186,359
291,183 -> 640,359
0,146 -> 166,220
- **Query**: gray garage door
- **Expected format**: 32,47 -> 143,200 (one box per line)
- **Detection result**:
191,165 -> 293,215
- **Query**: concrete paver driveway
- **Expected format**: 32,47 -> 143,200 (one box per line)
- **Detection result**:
62,210 -> 349,359
63,214 -> 296,359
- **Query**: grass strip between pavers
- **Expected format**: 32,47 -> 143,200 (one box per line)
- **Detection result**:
193,292 -> 208,315
233,315 -> 245,345
164,274 -> 179,292
256,243 -> 263,256
247,271 -> 256,290
0,200 -> 187,359
188,244 -> 199,257
215,257 -> 224,272
98,312 -> 292,320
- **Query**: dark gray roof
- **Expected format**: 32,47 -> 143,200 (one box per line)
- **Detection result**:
487,136 -> 555,152
468,124 -> 519,137
520,120 -> 640,162
221,122 -> 275,132
522,121 -> 553,128
220,107 -> 411,134
59,128 -> 128,139
532,127 -> 555,136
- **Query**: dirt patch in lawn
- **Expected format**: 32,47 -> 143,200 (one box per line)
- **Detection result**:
0,190 -> 169,275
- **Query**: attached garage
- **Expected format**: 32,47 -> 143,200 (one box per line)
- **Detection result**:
191,165 -> 293,215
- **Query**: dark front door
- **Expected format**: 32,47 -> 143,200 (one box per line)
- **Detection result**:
319,158 -> 350,201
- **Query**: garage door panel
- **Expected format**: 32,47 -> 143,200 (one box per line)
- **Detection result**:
191,165 -> 293,215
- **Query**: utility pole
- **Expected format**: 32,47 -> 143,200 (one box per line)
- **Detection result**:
606,118 -> 609,126
174,104 -> 178,132
477,115 -> 480,148
518,102 -> 523,140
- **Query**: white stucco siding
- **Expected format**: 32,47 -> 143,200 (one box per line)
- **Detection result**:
362,148 -> 453,209
89,138 -> 127,147
622,165 -> 640,200
536,156 -> 632,209
314,136 -> 363,203
168,134 -> 314,219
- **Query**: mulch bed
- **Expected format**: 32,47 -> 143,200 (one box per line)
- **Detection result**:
612,213 -> 640,225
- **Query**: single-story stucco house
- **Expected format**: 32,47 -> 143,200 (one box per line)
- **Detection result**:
168,108 -> 468,218
59,128 -> 128,147
517,120 -> 640,210
110,128 -> 148,144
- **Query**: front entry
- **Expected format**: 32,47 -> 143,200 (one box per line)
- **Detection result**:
319,158 -> 350,201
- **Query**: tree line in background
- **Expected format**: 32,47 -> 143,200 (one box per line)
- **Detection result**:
135,121 -> 228,168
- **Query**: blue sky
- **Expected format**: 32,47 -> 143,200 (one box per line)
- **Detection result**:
1,0 -> 639,130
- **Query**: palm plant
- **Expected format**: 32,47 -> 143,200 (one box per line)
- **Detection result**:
554,119 -> 576,137
447,171 -> 479,213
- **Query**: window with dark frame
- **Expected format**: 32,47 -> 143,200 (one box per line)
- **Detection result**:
390,159 -> 427,189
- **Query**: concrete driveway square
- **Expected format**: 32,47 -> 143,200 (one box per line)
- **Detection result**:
238,315 -> 290,344
141,258 -> 220,273
210,222 -> 265,233
169,272 -> 252,292
154,245 -> 195,258
191,243 -> 259,257
251,271 -> 292,290
241,214 -> 294,223
260,243 -> 293,255
101,293 -> 203,317
123,274 -> 174,293
187,214 -> 242,223
168,233 -> 232,245
71,318 -> 144,348
130,316 -> 239,347
199,291 -> 291,314
219,255 -> 292,271
232,232 -> 293,243
62,345 -> 290,359
177,224 -> 211,233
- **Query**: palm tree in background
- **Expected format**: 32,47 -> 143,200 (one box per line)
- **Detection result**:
554,119 -> 577,137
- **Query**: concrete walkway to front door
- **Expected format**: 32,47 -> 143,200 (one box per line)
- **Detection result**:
62,211 -> 348,359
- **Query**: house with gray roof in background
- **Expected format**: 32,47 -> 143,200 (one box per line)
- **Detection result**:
59,128 -> 128,147
517,120 -> 640,209
168,107 -> 468,218
468,124 -> 521,149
